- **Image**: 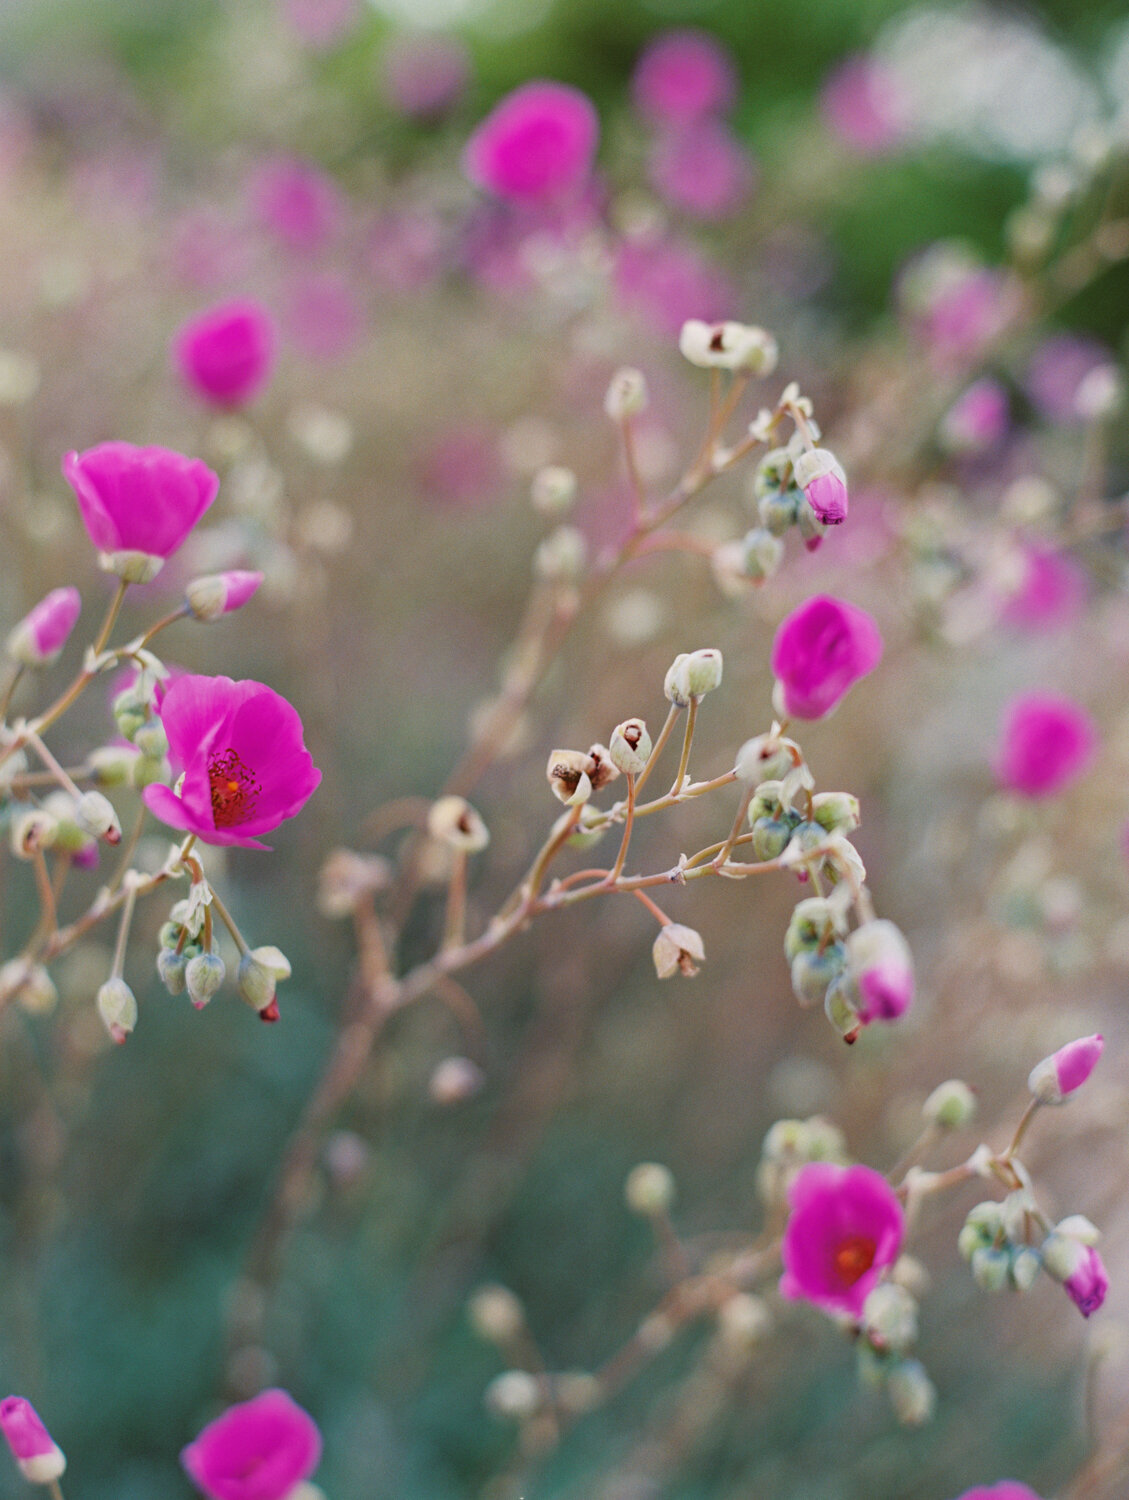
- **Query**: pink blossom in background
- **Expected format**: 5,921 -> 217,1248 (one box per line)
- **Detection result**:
940,378 -> 1010,454
1064,1245 -> 1109,1318
71,146 -> 159,219
7,586 -> 81,666
613,233 -> 735,337
631,29 -> 737,125
464,81 -> 598,204
0,94 -> 33,186
174,299 -> 277,407
647,118 -> 755,220
182,1388 -> 322,1500
280,0 -> 359,50
63,444 -> 219,564
417,426 -> 501,508
1000,544 -> 1088,632
251,156 -> 343,254
771,594 -> 883,720
1025,333 -> 1116,426
820,54 -> 909,155
382,34 -> 470,119
283,271 -> 363,359
144,675 -> 321,850
994,692 -> 1097,798
167,209 -> 252,290
921,267 -> 1013,366
779,1162 -> 904,1319
0,1396 -> 65,1484
953,1487 -> 1042,1500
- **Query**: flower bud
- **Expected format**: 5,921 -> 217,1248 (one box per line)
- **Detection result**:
317,849 -> 392,918
185,951 -> 225,1009
185,569 -> 264,622
157,948 -> 188,996
735,735 -> 796,786
88,744 -> 141,787
236,953 -> 276,1013
6,587 -> 82,668
39,793 -> 94,856
652,923 -> 705,979
958,1201 -> 1004,1260
561,804 -> 607,850
468,1284 -> 524,1345
603,366 -> 648,420
793,448 -> 848,526
427,795 -> 490,853
790,944 -> 846,1007
0,960 -> 57,1015
757,486 -> 800,536
845,920 -> 914,1024
716,1293 -> 771,1348
811,792 -> 860,836
530,465 -> 578,517
886,1359 -> 935,1426
534,525 -> 586,583
922,1079 -> 977,1129
547,749 -> 593,806
485,1370 -> 541,1421
796,495 -> 826,551
625,1162 -> 676,1216
751,815 -> 793,861
863,1283 -> 918,1353
1010,1246 -> 1042,1291
823,976 -> 860,1043
784,898 -> 841,961
74,791 -> 121,843
1027,1033 -> 1103,1104
250,945 -> 291,981
10,809 -> 57,858
100,549 -> 165,584
970,1245 -> 1011,1292
1042,1237 -> 1109,1318
664,653 -> 692,707
132,721 -> 169,760
741,527 -> 784,582
97,977 -> 137,1043
131,753 -> 171,790
111,689 -> 148,741
609,718 -> 651,775
428,1055 -> 485,1105
0,1396 -> 66,1485
679,320 -> 778,374
664,648 -> 723,704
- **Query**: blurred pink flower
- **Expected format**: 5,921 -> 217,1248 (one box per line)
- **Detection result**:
847,919 -> 914,1023
648,119 -> 755,220
280,0 -> 359,50
613,234 -> 735,337
144,675 -> 321,850
181,1388 -> 322,1500
994,692 -> 1097,798
954,1487 -> 1042,1500
1001,544 -> 1088,633
417,426 -> 501,508
7,586 -> 81,667
771,594 -> 883,719
173,299 -> 277,408
922,268 -> 1012,365
251,156 -> 343,254
1064,1245 -> 1108,1318
1025,333 -> 1116,426
464,81 -> 598,204
820,54 -> 909,155
284,271 -> 363,359
0,1396 -> 65,1484
63,443 -> 219,566
631,29 -> 737,125
167,209 -> 252,290
780,1162 -> 904,1319
940,378 -> 1009,454
1029,1033 -> 1103,1104
382,34 -> 470,119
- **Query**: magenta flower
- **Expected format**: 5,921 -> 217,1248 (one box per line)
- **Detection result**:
780,1162 -> 904,1319
1064,1245 -> 1109,1318
820,55 -> 909,155
954,1486 -> 1042,1500
647,119 -> 755,220
631,30 -> 737,124
794,450 -> 848,525
1001,546 -> 1088,633
186,570 -> 264,622
181,1388 -> 321,1500
251,156 -> 343,255
846,920 -> 914,1024
382,34 -> 470,119
1028,1033 -> 1103,1104
1026,334 -> 1115,426
143,675 -> 321,849
0,1396 -> 66,1484
7,586 -> 81,667
921,268 -> 1012,366
994,693 -> 1097,798
614,233 -> 735,337
173,299 -> 277,408
63,443 -> 219,581
771,595 -> 883,720
464,81 -> 598,204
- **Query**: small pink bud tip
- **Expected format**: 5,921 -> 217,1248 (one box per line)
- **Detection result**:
1029,1033 -> 1103,1103
103,826 -> 122,845
110,1025 -> 129,1045
260,998 -> 280,1023
0,1396 -> 57,1461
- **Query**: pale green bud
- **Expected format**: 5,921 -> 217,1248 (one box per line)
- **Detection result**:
959,1201 -> 1005,1260
131,754 -> 171,789
99,549 -> 163,584
741,527 -> 784,582
1010,1247 -> 1042,1291
250,945 -> 291,982
663,653 -> 692,706
863,1283 -> 918,1353
185,951 -> 225,1009
485,1370 -> 541,1421
625,1162 -> 676,1216
752,447 -> 795,501
923,1079 -> 977,1129
561,804 -> 607,850
682,648 -> 723,697
609,718 -> 651,775
824,977 -> 861,1043
41,793 -> 94,854
157,948 -> 188,996
97,977 -> 137,1043
886,1359 -> 936,1426
796,496 -> 826,548
811,792 -> 860,835
784,898 -> 839,961
735,736 -> 796,786
88,744 -> 141,787
751,816 -> 793,861
0,959 -> 57,1014
468,1284 -> 524,1345
757,486 -> 800,535
530,466 -> 577,517
790,944 -> 846,1008
133,721 -> 168,759
971,1246 -> 1011,1292
237,953 -> 276,1012
75,791 -> 120,842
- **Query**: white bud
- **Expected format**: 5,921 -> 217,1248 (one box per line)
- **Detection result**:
530,465 -> 577,516
485,1370 -> 541,1421
75,791 -> 121,843
0,960 -> 57,1014
922,1079 -> 977,1129
679,320 -> 779,374
534,525 -> 586,583
97,977 -> 138,1043
609,718 -> 651,775
185,952 -> 226,1009
625,1162 -> 676,1216
862,1283 -> 918,1353
427,795 -> 490,853
468,1285 -> 525,1344
429,1056 -> 485,1105
604,367 -> 648,420
652,923 -> 705,979
886,1359 -> 935,1426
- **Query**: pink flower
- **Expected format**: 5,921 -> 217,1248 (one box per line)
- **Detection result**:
251,157 -> 343,255
1001,546 -> 1088,633
280,0 -> 359,50
464,81 -> 598,204
846,920 -> 914,1024
613,233 -> 735,337
173,299 -> 277,408
795,450 -> 848,525
0,1396 -> 66,1484
1026,334 -> 1115,426
631,30 -> 737,125
954,1487 -> 1042,1500
820,55 -> 909,155
1028,1033 -> 1103,1104
771,595 -> 883,720
186,570 -> 264,622
780,1162 -> 904,1319
1064,1246 -> 1109,1318
995,693 -> 1097,798
7,586 -> 81,666
63,443 -> 219,579
181,1388 -> 321,1500
382,34 -> 470,119
940,378 -> 1010,454
283,271 -> 362,360
647,119 -> 755,220
143,675 -> 321,849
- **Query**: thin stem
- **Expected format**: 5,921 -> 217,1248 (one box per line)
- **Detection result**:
668,696 -> 699,797
632,889 -> 671,927
0,663 -> 24,720
111,876 -> 140,979
620,415 -> 646,521
633,704 -> 679,796
607,774 -> 635,884
31,848 -> 57,936
92,580 -> 129,656
1003,1097 -> 1041,1162
443,850 -> 468,951
49,1481 -> 65,1500
712,784 -> 754,868
207,885 -> 252,957
108,806 -> 147,894
25,732 -> 85,802
137,603 -> 190,649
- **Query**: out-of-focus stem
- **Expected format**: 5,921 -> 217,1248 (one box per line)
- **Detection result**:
443,850 -> 468,950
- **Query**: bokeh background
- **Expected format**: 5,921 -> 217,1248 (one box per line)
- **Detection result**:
0,0 -> 1128,1496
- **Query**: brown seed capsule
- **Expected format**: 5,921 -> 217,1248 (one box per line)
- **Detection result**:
547,749 -> 593,805
584,743 -> 621,792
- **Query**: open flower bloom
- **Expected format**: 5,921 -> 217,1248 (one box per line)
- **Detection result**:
6,586 -> 81,666
1028,1033 -> 1103,1104
63,443 -> 220,582
994,692 -> 1097,798
0,1396 -> 66,1484
173,298 -> 277,408
780,1162 -> 904,1319
181,1388 -> 321,1500
771,595 -> 883,720
631,29 -> 736,124
954,1486 -> 1042,1500
143,675 -> 321,849
464,81 -> 598,203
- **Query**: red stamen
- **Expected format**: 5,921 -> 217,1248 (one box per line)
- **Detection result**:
207,748 -> 262,829
833,1234 -> 877,1285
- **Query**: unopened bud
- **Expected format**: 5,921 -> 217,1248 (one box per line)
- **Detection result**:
625,1162 -> 676,1216
88,744 -> 140,787
185,570 -> 264,622
74,791 -> 121,843
810,792 -> 860,835
863,1283 -> 918,1353
824,977 -> 860,1044
427,795 -> 490,853
530,466 -> 577,516
757,486 -> 800,536
534,525 -> 586,583
1028,1033 -> 1103,1105
652,923 -> 705,979
157,948 -> 188,996
716,1293 -> 771,1347
429,1055 -> 485,1105
132,721 -> 168,759
131,753 -> 171,790
561,804 -> 607,850
664,648 -> 722,705
97,977 -> 137,1043
468,1285 -> 525,1344
735,735 -> 796,786
185,951 -> 225,1009
923,1080 -> 977,1129
790,944 -> 846,1008
740,526 -> 784,582
604,366 -> 648,420
845,920 -> 914,1025
784,898 -> 840,960
547,749 -> 592,806
609,718 -> 651,775
236,953 -> 276,1013
485,1370 -> 541,1421
886,1359 -> 935,1426
970,1246 -> 1012,1292
6,586 -> 81,668
1010,1247 -> 1042,1291
250,945 -> 291,981
0,960 -> 57,1014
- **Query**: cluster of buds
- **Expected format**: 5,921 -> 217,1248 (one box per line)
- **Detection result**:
756,1115 -> 848,1208
155,875 -> 290,1024
110,656 -> 174,792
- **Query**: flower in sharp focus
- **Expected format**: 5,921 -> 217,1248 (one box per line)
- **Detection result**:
6,586 -> 81,667
185,570 -> 265,622
142,674 -> 321,849
181,1388 -> 321,1500
173,298 -> 278,408
771,595 -> 883,720
780,1162 -> 904,1319
793,449 -> 848,525
463,81 -> 598,204
0,1396 -> 66,1484
63,443 -> 220,582
994,692 -> 1097,798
